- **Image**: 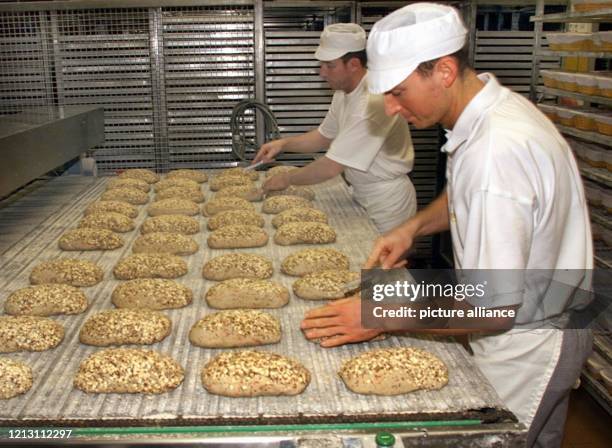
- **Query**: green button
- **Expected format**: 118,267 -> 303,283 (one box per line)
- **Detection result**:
375,431 -> 396,447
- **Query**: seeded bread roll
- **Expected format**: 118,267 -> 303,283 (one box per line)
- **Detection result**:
0,358 -> 33,399
266,185 -> 315,201
272,207 -> 328,228
101,187 -> 149,205
202,196 -> 255,217
189,310 -> 281,348
5,284 -> 88,316
58,228 -> 124,251
207,209 -> 264,230
207,225 -> 268,249
202,253 -> 273,281
78,212 -> 135,233
133,232 -> 198,256
219,167 -> 259,181
274,222 -> 336,246
0,316 -> 64,353
154,177 -> 200,192
118,168 -> 159,184
293,270 -> 360,300
30,258 -> 104,287
114,254 -> 188,280
339,347 -> 449,395
74,348 -> 183,394
155,186 -> 206,203
281,248 -> 350,277
262,195 -> 313,214
215,185 -> 263,202
79,309 -> 171,346
209,174 -> 254,191
112,279 -> 193,310
167,169 -> 208,183
205,278 -> 289,309
84,200 -> 138,219
266,165 -> 298,178
141,215 -> 199,235
202,350 -> 310,397
106,177 -> 150,193
148,198 -> 199,216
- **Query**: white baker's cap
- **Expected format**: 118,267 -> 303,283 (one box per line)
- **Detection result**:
366,3 -> 468,94
315,23 -> 366,62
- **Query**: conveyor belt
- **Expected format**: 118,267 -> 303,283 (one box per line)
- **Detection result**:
0,174 -> 512,426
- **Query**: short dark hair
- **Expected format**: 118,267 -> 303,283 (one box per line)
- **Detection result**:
341,49 -> 367,68
415,44 -> 470,77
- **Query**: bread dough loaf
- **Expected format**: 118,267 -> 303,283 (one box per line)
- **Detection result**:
281,248 -> 349,276
266,185 -> 315,201
118,168 -> 160,184
339,347 -> 449,395
155,186 -> 206,203
114,254 -> 188,279
209,174 -> 254,191
215,185 -> 263,202
205,278 -> 289,309
207,209 -> 264,230
78,212 -> 135,233
5,284 -> 88,316
207,225 -> 268,249
202,350 -> 310,397
202,253 -> 273,281
266,165 -> 298,177
293,270 -> 360,300
274,222 -> 336,245
147,198 -> 200,216
30,258 -> 104,286
74,348 -> 183,394
272,207 -> 327,228
219,167 -> 259,180
0,316 -> 64,353
84,200 -> 138,218
0,358 -> 32,399
167,169 -> 208,183
59,228 -> 124,251
107,177 -> 150,192
202,196 -> 255,217
154,177 -> 200,192
101,187 -> 149,205
79,309 -> 171,346
132,232 -> 198,256
189,310 -> 281,348
112,279 -> 193,310
262,195 -> 313,214
141,215 -> 199,235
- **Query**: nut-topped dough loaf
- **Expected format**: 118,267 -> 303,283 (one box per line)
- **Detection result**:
215,185 -> 263,202
118,168 -> 159,184
114,254 -> 188,280
189,310 -> 281,348
74,348 -> 183,394
262,195 -> 313,214
0,316 -> 64,353
58,228 -> 124,251
339,347 -> 449,395
147,198 -> 200,216
30,258 -> 104,287
84,200 -> 138,219
202,196 -> 255,217
205,278 -> 289,309
101,187 -> 149,205
167,169 -> 208,183
132,232 -> 198,256
266,185 -> 315,201
155,186 -> 206,203
272,207 -> 328,228
281,248 -> 349,277
219,167 -> 259,181
154,177 -> 200,192
207,209 -> 264,230
209,174 -> 254,191
201,350 -> 310,397
78,211 -> 135,233
202,253 -> 273,281
141,215 -> 199,235
0,358 -> 33,399
106,177 -> 150,193
274,222 -> 336,246
5,284 -> 88,316
266,165 -> 298,178
112,279 -> 193,310
293,270 -> 360,300
79,309 -> 171,346
207,225 -> 268,249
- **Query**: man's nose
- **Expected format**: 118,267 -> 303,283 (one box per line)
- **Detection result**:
383,94 -> 401,117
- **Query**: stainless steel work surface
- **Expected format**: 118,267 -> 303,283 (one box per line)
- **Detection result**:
0,174 -> 510,425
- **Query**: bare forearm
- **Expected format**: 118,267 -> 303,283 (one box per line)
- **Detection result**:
288,157 -> 343,185
403,189 -> 450,238
281,129 -> 332,154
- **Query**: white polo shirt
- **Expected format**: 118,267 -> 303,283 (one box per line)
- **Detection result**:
443,73 -> 593,322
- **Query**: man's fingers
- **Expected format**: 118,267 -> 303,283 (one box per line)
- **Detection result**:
300,316 -> 339,330
319,334 -> 355,348
364,245 -> 384,269
382,246 -> 407,269
302,326 -> 344,340
303,304 -> 340,319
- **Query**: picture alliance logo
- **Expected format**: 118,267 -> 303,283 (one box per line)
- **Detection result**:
371,281 -> 488,302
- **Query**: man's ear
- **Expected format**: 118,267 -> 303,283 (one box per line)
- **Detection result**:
435,56 -> 459,88
347,57 -> 361,72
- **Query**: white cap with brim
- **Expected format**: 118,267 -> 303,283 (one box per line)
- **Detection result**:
315,23 -> 366,62
366,3 -> 468,94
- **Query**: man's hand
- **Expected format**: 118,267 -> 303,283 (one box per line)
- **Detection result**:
365,223 -> 416,269
253,139 -> 284,164
262,172 -> 290,193
300,297 -> 383,348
